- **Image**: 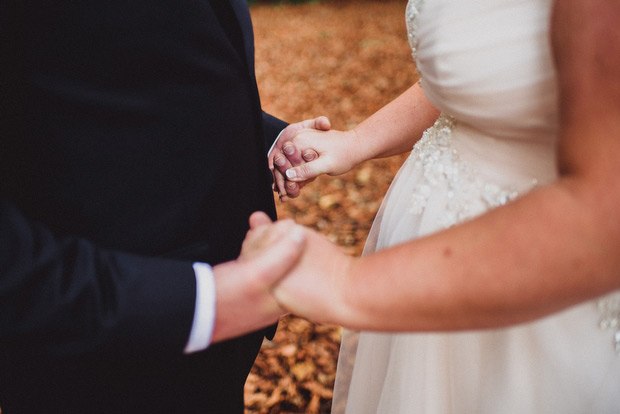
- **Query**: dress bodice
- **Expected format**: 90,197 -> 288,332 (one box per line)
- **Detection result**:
403,0 -> 559,223
407,0 -> 558,143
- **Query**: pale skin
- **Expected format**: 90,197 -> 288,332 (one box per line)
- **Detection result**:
245,0 -> 620,332
207,116 -> 333,344
269,116 -> 331,201
209,218 -> 305,343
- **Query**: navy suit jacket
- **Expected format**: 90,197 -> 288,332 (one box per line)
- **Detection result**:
0,0 -> 285,412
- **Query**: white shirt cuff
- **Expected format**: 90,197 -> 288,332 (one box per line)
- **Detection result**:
267,129 -> 285,157
184,262 -> 216,354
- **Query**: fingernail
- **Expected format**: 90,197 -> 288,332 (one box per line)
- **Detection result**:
287,182 -> 297,190
283,144 -> 295,155
303,151 -> 317,161
286,169 -> 297,179
274,156 -> 285,167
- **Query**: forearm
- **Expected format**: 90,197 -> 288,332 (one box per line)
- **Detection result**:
349,82 -> 440,163
0,199 -> 196,355
341,175 -> 620,331
336,0 -> 620,332
278,84 -> 438,184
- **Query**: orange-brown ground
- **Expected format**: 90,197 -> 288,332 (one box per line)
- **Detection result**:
246,2 -> 416,413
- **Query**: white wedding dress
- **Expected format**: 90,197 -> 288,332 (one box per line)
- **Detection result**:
332,0 -> 620,413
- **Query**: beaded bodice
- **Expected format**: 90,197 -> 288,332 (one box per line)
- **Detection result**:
403,0 -> 620,354
405,0 -> 424,68
403,0 -> 556,228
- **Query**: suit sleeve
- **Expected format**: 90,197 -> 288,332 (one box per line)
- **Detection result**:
0,198 -> 197,357
262,111 -> 287,154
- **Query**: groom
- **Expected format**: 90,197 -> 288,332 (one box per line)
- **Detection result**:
0,0 -> 321,413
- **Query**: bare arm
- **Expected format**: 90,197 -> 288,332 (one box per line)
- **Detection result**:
279,83 -> 440,182
270,0 -> 620,331
350,82 -> 440,160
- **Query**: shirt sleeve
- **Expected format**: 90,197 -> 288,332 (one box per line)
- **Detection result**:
267,129 -> 285,157
184,262 -> 217,353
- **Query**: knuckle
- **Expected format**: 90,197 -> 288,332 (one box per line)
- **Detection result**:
302,150 -> 317,161
274,155 -> 286,167
298,164 -> 312,177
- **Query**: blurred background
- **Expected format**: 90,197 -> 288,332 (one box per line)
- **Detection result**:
245,1 -> 416,413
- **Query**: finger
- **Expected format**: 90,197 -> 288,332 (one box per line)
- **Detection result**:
286,177 -> 316,199
246,219 -> 293,250
282,142 -> 305,167
251,225 -> 306,286
285,158 -> 329,182
274,169 -> 289,202
249,211 -> 273,229
242,219 -> 297,260
298,116 -> 329,131
302,149 -> 318,162
313,116 -> 331,131
285,180 -> 300,199
273,151 -> 294,176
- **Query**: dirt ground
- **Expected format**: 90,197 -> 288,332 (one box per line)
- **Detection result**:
246,1 -> 417,413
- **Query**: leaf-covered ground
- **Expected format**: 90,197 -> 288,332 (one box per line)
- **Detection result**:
246,1 -> 417,413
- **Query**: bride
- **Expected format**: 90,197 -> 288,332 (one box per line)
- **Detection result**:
254,0 -> 620,412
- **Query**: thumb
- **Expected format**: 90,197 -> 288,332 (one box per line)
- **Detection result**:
250,225 -> 306,287
313,116 -> 331,131
285,158 -> 330,182
249,211 -> 273,229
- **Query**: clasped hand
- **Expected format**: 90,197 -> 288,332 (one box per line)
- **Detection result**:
269,116 -> 362,201
258,116 -> 364,323
240,211 -> 355,326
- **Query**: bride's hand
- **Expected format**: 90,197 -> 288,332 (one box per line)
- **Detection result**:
269,117 -> 331,201
210,212 -> 306,343
271,225 -> 357,326
242,212 -> 357,326
279,128 -> 361,184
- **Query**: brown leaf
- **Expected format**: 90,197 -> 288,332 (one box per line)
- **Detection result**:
246,1 -> 417,412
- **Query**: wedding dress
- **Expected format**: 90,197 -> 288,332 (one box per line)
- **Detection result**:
332,0 -> 620,413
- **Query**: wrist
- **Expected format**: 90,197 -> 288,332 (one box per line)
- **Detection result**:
338,256 -> 386,331
340,129 -> 364,169
345,127 -> 376,166
331,255 -> 361,327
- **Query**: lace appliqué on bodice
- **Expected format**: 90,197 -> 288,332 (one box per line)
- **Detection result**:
408,115 -> 521,228
406,0 -> 426,84
406,0 -> 424,63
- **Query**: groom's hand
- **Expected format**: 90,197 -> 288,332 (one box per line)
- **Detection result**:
279,128 -> 361,184
269,116 -> 330,201
247,219 -> 357,327
272,227 -> 354,326
210,214 -> 306,343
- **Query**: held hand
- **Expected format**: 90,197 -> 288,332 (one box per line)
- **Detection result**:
269,116 -> 331,201
271,225 -> 356,326
240,212 -> 302,261
210,213 -> 306,343
281,128 -> 360,183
